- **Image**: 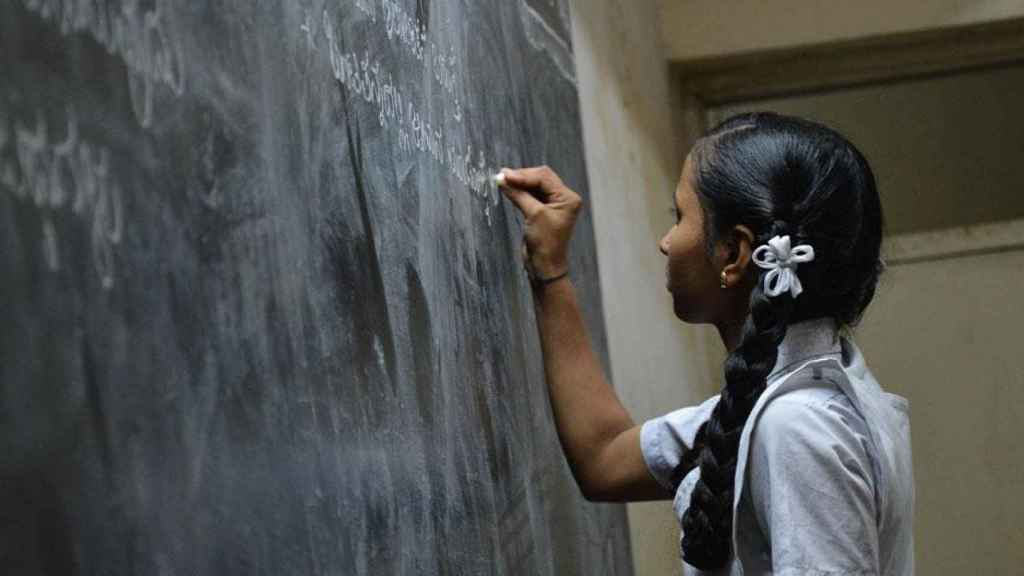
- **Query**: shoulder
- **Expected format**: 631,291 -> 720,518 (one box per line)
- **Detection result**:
756,373 -> 870,440
749,376 -> 877,486
758,358 -> 871,435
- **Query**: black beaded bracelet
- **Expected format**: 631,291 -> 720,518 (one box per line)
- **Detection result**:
530,270 -> 569,288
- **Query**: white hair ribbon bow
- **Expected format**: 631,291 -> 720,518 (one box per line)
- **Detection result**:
752,235 -> 815,298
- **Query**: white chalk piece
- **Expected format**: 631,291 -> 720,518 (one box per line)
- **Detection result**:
492,172 -> 507,188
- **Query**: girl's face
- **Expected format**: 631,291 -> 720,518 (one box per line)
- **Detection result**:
659,155 -> 725,323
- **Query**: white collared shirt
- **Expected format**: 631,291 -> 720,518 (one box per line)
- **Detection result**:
641,318 -> 914,575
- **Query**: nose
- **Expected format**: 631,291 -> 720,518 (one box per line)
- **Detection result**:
658,233 -> 670,256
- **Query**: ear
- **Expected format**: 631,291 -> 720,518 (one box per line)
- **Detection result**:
719,224 -> 755,288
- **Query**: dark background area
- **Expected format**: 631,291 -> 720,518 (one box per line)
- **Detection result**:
0,1 -> 631,574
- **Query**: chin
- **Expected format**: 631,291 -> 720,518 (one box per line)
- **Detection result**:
671,297 -> 695,323
671,294 -> 710,325
673,307 -> 696,323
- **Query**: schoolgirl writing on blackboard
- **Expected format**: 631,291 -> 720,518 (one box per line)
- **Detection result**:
500,113 -> 914,575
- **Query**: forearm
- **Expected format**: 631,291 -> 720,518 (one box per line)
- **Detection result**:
532,278 -> 635,491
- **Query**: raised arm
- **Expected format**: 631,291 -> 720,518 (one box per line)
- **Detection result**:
500,166 -> 673,502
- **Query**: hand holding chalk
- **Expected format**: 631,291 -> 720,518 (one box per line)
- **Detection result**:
497,166 -> 582,284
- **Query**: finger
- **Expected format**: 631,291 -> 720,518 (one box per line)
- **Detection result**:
502,166 -> 564,199
501,183 -> 544,217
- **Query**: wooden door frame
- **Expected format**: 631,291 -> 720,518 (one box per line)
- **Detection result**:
672,17 -> 1024,148
670,17 -> 1024,264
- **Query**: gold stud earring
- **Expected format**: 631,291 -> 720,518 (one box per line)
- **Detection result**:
720,271 -> 728,289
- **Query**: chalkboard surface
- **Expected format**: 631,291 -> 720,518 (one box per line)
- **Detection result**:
0,1 -> 632,574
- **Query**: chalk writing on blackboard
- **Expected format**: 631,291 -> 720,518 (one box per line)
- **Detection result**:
316,6 -> 496,220
21,0 -> 185,128
1,106 -> 124,288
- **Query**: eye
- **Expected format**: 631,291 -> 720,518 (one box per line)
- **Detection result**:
668,205 -> 681,222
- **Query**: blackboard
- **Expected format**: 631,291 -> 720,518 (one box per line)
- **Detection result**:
0,1 -> 632,574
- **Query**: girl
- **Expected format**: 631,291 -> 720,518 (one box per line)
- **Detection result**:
499,112 -> 914,575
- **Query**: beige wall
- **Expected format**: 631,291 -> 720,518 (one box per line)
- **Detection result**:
857,237 -> 1024,575
658,0 -> 1024,61
569,1 -> 722,574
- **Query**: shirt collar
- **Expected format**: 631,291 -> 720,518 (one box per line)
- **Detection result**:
767,317 -> 843,382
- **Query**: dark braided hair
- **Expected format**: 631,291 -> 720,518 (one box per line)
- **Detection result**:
675,112 -> 885,569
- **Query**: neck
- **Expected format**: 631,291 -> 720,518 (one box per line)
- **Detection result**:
716,320 -> 745,352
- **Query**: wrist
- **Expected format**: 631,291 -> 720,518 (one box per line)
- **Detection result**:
527,254 -> 569,279
526,254 -> 568,288
530,269 -> 570,292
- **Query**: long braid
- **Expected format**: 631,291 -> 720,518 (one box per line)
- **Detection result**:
679,228 -> 796,569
